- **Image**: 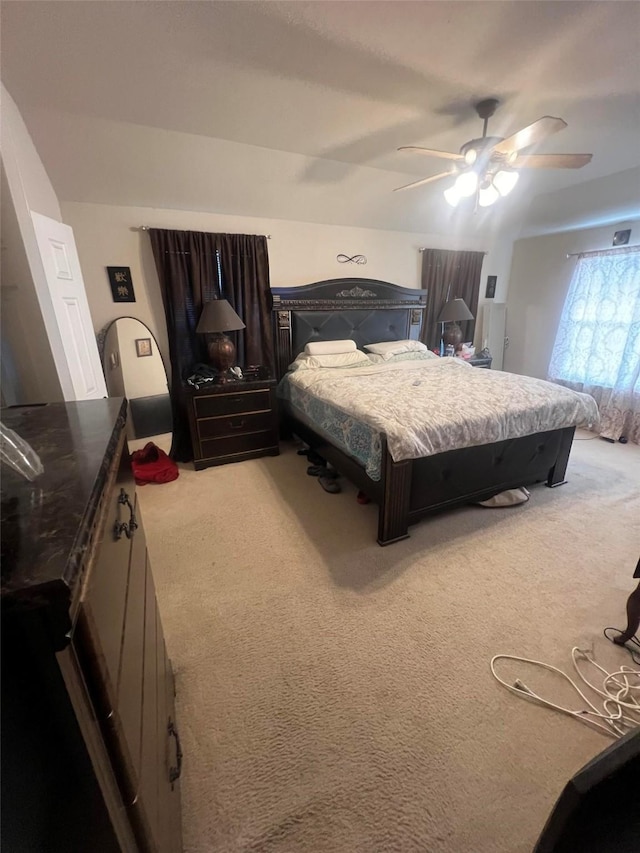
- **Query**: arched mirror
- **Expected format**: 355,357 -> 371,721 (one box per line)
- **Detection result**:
101,318 -> 172,454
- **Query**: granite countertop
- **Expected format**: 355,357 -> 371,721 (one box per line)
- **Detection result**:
1,398 -> 127,609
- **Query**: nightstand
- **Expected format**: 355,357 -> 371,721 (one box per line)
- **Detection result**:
186,378 -> 279,470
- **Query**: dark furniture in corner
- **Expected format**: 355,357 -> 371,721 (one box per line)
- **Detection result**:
272,277 -> 575,546
186,378 -> 279,470
1,399 -> 182,852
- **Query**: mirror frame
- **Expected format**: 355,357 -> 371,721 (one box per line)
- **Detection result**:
97,317 -> 170,383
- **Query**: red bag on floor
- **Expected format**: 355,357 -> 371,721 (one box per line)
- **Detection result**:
131,442 -> 179,485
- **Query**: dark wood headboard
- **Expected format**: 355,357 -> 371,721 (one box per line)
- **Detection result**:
271,278 -> 428,378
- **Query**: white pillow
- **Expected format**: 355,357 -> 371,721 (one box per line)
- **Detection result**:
364,339 -> 428,359
289,350 -> 370,371
367,351 -> 439,364
304,339 -> 357,355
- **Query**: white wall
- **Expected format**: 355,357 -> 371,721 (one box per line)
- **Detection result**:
0,166 -> 63,403
0,85 -> 66,403
61,200 -> 516,366
504,218 -> 640,379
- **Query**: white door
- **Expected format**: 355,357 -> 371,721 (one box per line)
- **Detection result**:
30,211 -> 107,400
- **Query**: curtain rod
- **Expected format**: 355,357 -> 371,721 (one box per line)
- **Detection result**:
418,247 -> 487,254
566,245 -> 638,259
138,226 -> 271,238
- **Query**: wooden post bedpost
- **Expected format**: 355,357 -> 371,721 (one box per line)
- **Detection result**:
377,436 -> 412,546
546,426 -> 575,487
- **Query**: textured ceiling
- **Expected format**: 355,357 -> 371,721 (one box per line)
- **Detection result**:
2,0 -> 639,235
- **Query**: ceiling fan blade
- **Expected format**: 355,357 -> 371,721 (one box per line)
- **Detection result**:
398,146 -> 462,162
393,171 -> 456,192
513,153 -> 593,169
492,116 -> 568,155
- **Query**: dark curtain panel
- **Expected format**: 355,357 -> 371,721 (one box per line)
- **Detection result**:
215,233 -> 274,370
420,249 -> 485,349
149,229 -> 272,461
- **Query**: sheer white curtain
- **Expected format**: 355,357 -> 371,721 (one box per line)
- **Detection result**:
548,246 -> 640,443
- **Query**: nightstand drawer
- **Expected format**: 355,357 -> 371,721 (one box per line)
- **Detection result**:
194,389 -> 271,418
201,430 -> 277,460
198,411 -> 274,440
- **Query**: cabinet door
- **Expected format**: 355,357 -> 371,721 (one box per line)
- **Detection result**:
137,556 -> 160,849
79,449 -> 135,705
115,498 -> 148,794
77,489 -> 149,808
76,447 -> 182,851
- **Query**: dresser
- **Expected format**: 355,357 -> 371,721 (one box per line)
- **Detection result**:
1,399 -> 182,852
186,378 -> 279,470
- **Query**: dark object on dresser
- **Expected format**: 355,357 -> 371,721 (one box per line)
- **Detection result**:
1,399 -> 182,852
186,377 -> 279,469
272,278 -> 575,545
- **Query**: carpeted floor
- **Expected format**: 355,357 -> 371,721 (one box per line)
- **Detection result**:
138,432 -> 640,853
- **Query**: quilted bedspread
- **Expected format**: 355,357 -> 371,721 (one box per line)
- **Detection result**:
279,358 -> 599,480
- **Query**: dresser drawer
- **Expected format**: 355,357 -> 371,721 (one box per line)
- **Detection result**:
198,410 -> 274,440
194,389 -> 271,418
201,430 -> 277,460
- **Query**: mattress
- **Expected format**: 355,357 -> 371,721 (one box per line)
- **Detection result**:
277,358 -> 599,481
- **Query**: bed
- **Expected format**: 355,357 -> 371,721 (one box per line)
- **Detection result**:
272,278 -> 597,545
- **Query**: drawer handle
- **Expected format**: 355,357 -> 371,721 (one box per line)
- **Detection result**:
114,489 -> 138,540
228,418 -> 245,430
168,718 -> 183,789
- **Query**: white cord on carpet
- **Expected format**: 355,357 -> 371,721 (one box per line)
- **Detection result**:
491,647 -> 640,738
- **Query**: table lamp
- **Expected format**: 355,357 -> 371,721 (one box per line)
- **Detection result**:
437,298 -> 474,352
196,299 -> 245,378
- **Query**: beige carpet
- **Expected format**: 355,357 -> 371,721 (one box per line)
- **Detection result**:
138,432 -> 640,853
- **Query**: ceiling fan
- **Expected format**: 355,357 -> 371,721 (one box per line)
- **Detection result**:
394,98 -> 592,207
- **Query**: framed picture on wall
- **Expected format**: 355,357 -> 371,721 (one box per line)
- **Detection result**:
107,266 -> 136,303
485,275 -> 497,299
135,338 -> 152,357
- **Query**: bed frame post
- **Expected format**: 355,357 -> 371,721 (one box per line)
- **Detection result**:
546,426 -> 575,487
378,438 -> 412,546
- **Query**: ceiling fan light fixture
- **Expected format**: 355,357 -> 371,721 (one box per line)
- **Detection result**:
493,169 -> 519,197
464,148 -> 477,166
478,181 -> 500,207
454,170 -> 478,198
444,184 -> 461,207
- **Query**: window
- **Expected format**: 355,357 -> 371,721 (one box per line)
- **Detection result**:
548,248 -> 640,390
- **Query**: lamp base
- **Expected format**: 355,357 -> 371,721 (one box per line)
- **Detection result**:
442,322 -> 463,352
207,334 -> 236,376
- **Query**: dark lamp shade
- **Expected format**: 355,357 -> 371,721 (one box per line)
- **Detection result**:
437,298 -> 474,324
196,299 -> 245,334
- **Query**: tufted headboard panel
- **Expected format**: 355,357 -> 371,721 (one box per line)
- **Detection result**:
271,278 -> 428,378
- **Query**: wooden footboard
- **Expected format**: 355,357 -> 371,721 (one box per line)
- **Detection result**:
284,402 -> 575,545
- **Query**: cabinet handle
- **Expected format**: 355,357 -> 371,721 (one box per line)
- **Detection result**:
114,489 -> 138,540
228,418 -> 245,430
168,718 -> 183,789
